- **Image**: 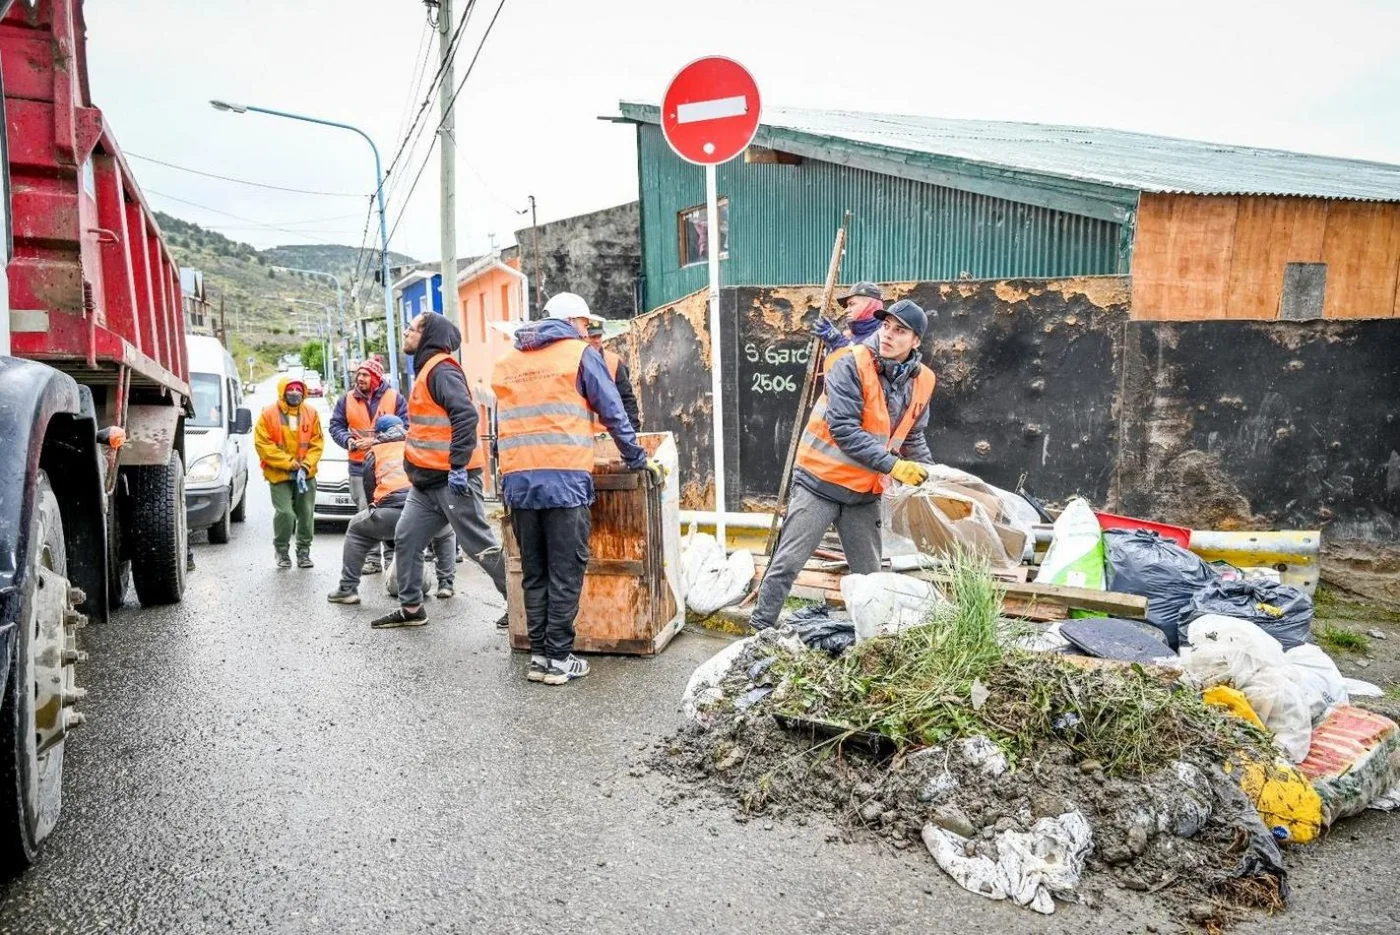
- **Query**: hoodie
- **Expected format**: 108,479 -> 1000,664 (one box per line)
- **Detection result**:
253,374 -> 325,484
495,318 -> 647,510
404,313 -> 479,490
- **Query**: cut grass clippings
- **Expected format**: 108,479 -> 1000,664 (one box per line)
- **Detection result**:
767,549 -> 1274,777
1316,623 -> 1371,655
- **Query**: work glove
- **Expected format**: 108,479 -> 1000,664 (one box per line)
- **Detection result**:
448,466 -> 470,496
294,467 -> 309,494
889,460 -> 929,487
641,459 -> 666,487
813,316 -> 846,350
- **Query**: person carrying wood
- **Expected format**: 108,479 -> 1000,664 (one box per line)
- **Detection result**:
813,281 -> 884,353
751,299 -> 937,630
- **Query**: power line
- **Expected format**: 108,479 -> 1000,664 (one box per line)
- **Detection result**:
382,0 -> 477,185
384,0 -> 509,247
127,152 -> 366,197
146,189 -> 366,237
391,15 -> 436,149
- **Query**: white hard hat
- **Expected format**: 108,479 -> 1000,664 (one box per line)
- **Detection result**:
543,292 -> 602,323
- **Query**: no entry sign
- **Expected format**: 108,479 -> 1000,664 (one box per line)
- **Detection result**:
661,56 -> 761,166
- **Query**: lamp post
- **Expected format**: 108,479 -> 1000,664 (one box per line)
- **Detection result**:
272,266 -> 359,361
210,99 -> 399,386
264,296 -> 337,390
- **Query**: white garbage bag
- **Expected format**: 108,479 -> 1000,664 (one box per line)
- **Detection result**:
681,531 -> 755,615
681,635 -> 756,725
839,572 -> 944,642
1036,498 -> 1106,591
1284,643 -> 1349,718
1182,615 -> 1316,761
923,811 -> 1093,915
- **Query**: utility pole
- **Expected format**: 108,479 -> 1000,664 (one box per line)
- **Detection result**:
529,194 -> 543,316
218,295 -> 228,349
437,0 -> 461,337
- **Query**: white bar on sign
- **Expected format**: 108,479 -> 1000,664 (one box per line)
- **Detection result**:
676,95 -> 747,124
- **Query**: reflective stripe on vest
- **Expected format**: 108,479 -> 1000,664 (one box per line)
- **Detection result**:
260,403 -> 317,469
406,353 -> 459,471
370,440 -> 411,504
794,345 -> 936,495
592,348 -> 623,433
345,389 -> 400,463
491,338 -> 594,475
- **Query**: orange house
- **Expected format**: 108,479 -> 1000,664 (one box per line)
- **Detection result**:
455,253 -> 529,492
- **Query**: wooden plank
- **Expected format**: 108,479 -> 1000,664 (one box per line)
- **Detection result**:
1224,197 -> 1327,319
1130,193 -> 1240,321
905,569 -> 1146,617
1321,202 -> 1400,319
594,473 -> 642,490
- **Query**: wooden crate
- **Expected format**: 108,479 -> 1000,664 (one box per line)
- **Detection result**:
501,434 -> 683,655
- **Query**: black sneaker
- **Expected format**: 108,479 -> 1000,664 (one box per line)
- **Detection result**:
326,588 -> 360,605
297,551 -> 314,569
370,606 -> 428,629
494,611 -> 510,630
527,655 -> 549,682
276,552 -> 292,569
543,654 -> 590,685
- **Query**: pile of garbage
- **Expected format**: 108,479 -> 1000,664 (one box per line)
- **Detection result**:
664,499 -> 1400,926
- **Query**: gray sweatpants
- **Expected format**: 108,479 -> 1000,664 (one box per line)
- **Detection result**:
338,505 -> 453,593
752,483 -> 882,629
349,470 -> 393,569
393,469 -> 507,607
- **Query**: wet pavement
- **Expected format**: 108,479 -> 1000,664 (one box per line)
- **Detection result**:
1,467 -> 1396,934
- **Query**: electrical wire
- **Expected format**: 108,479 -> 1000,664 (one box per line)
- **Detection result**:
382,0 -> 477,187
146,189 -> 364,234
127,152 -> 366,197
391,15 -> 436,153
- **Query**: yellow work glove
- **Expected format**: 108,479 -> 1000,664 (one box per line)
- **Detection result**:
890,459 -> 929,486
643,458 -> 667,486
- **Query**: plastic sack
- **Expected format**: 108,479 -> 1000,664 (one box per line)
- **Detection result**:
1037,498 -> 1106,592
1181,578 -> 1314,650
1225,756 -> 1323,845
680,635 -> 756,725
839,572 -> 943,642
925,465 -> 1039,563
1104,529 -> 1217,649
1296,705 -> 1400,826
1283,643 -> 1348,718
1183,615 -> 1315,762
680,531 -> 755,615
788,606 -> 857,657
884,473 -> 1026,570
922,811 -> 1093,915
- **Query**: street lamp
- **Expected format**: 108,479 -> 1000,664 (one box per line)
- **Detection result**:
271,266 -> 359,361
210,99 -> 400,386
264,295 -> 337,390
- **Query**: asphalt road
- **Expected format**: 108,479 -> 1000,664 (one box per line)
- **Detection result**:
0,465 -> 1395,934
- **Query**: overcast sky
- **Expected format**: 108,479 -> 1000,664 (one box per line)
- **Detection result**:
85,0 -> 1400,264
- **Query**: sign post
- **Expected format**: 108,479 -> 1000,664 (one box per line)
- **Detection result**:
661,56 -> 761,548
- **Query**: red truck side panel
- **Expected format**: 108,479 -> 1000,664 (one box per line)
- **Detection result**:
2,0 -> 188,395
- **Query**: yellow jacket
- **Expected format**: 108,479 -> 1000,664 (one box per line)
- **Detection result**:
253,375 -> 325,483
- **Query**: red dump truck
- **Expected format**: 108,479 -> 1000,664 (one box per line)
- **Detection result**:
0,0 -> 207,868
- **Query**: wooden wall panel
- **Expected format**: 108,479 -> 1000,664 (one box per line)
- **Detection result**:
1224,197 -> 1327,319
1321,202 -> 1400,319
1130,194 -> 1238,319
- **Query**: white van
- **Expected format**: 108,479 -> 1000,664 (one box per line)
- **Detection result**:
184,335 -> 252,543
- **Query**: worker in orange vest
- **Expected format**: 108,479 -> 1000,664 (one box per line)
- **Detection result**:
813,281 -> 884,354
326,415 -> 455,605
492,292 -> 658,685
751,299 -> 936,630
585,320 -> 640,431
252,375 -> 325,568
370,313 -> 505,630
329,357 -> 409,575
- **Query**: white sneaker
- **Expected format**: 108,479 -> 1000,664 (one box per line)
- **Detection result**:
526,655 -> 549,682
543,654 -> 590,685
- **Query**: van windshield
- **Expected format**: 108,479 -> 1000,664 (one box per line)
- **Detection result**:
190,373 -> 224,428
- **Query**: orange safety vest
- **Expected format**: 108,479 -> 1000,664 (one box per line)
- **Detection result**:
592,348 -> 624,433
491,338 -> 594,475
370,440 -> 411,504
795,345 -> 936,495
406,353 -> 485,472
344,388 -> 401,463
259,403 -> 319,470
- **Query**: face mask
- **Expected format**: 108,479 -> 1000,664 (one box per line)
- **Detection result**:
284,391 -> 304,407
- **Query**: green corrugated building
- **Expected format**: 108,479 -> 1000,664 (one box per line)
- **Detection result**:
613,102 -> 1400,315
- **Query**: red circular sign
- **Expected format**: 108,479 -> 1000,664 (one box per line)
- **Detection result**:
661,56 -> 761,166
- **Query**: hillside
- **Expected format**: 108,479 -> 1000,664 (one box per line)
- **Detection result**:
155,212 -> 417,376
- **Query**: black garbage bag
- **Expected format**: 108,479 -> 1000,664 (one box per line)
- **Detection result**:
1102,529 -> 1217,650
787,605 -> 857,656
1181,578 -> 1314,649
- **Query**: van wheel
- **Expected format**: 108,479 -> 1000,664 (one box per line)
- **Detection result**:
0,472 -> 85,872
230,483 -> 247,524
127,451 -> 188,606
207,488 -> 232,544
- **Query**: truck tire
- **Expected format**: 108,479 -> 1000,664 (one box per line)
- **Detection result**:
106,494 -> 129,610
127,451 -> 188,606
207,486 -> 232,544
0,472 -> 84,872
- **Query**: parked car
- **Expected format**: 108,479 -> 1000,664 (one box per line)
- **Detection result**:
305,370 -> 324,398
184,335 -> 252,543
307,397 -> 357,527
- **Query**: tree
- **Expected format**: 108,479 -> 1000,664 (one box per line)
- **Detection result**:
301,340 -> 325,374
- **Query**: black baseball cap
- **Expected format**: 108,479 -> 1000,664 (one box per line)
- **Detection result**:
875,299 -> 928,337
837,281 -> 883,307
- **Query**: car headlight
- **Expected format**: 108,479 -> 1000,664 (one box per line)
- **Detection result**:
186,454 -> 223,484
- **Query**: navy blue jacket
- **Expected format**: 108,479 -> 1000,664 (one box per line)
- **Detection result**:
329,382 -> 409,476
498,318 -> 646,510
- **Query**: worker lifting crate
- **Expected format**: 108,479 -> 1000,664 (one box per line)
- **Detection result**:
501,432 -> 684,655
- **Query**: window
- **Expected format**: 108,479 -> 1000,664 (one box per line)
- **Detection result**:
678,198 -> 729,267
189,373 -> 224,428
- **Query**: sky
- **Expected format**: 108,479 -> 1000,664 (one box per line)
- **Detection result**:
84,0 -> 1400,264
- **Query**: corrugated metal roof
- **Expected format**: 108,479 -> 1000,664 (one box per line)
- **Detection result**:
618,102 -> 1400,203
